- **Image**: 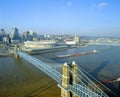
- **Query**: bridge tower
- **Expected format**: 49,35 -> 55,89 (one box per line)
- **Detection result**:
71,61 -> 77,97
61,61 -> 78,97
61,62 -> 70,97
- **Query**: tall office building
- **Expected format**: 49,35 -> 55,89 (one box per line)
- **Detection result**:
74,35 -> 80,44
0,29 -> 5,35
10,27 -> 19,39
23,30 -> 38,41
0,29 -> 6,41
29,30 -> 37,37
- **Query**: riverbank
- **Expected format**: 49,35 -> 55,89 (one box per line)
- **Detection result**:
0,48 -> 11,57
0,53 -> 11,57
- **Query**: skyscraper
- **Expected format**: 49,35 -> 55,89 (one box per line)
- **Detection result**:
23,30 -> 38,41
10,27 -> 19,39
0,29 -> 5,35
74,35 -> 80,44
0,29 -> 6,41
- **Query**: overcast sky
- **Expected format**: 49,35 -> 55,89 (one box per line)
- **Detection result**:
0,0 -> 120,37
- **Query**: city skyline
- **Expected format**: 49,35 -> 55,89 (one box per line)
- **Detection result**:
0,0 -> 120,37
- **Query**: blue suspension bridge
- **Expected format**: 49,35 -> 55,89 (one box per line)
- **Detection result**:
11,50 -> 117,97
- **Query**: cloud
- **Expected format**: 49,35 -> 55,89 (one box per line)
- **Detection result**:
60,1 -> 72,9
90,2 -> 109,10
97,2 -> 109,9
67,1 -> 72,6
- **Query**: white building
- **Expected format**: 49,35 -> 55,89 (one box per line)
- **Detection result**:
24,40 -> 57,48
66,41 -> 77,45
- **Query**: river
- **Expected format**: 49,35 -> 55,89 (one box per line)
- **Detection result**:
0,45 -> 120,97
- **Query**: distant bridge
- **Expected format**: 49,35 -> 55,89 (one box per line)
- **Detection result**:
93,38 -> 120,46
12,50 -> 111,97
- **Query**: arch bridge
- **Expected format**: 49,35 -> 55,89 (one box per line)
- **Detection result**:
95,38 -> 113,45
94,38 -> 120,46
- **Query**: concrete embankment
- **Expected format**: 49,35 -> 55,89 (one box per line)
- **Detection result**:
0,51 -> 11,57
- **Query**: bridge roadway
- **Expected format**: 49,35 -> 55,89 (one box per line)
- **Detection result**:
14,50 -> 109,97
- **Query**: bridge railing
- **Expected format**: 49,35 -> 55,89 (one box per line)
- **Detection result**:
70,83 -> 101,97
68,68 -> 109,97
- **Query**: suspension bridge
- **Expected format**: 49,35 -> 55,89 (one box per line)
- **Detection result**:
12,50 -> 118,97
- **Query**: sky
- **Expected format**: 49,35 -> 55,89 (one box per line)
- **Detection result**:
0,0 -> 120,36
